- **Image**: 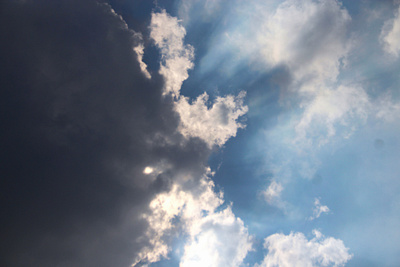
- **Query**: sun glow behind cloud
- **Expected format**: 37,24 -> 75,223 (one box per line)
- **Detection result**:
132,10 -> 252,266
3,0 -> 400,266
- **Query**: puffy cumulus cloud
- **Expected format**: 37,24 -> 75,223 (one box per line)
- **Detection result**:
150,10 -> 194,96
176,91 -> 248,147
309,198 -> 330,221
295,85 -> 370,147
256,0 -> 351,84
380,5 -> 400,57
132,170 -> 252,266
150,10 -> 248,147
256,230 -> 352,267
180,206 -> 253,267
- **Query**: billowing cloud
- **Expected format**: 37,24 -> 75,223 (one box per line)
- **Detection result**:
133,170 -> 252,266
150,10 -> 194,96
381,4 -> 400,57
180,205 -> 253,267
150,9 -> 248,147
124,9 -> 251,266
256,230 -> 352,267
132,174 -> 221,265
176,92 -> 248,147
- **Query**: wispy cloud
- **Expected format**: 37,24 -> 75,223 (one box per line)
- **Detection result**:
309,198 -> 330,221
263,180 -> 284,206
380,4 -> 400,57
295,85 -> 369,147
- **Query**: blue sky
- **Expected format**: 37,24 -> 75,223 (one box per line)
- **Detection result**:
127,0 -> 400,266
2,0 -> 400,266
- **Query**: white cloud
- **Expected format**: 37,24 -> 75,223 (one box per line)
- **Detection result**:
134,12 -> 251,265
180,206 -> 253,267
263,180 -> 283,205
295,85 -> 370,147
258,0 -> 351,84
220,0 -> 351,87
175,91 -> 248,147
381,5 -> 400,57
248,0 -> 363,150
133,42 -> 151,79
150,10 -> 248,147
256,230 -> 352,267
309,198 -> 330,220
132,169 -> 252,266
150,10 -> 194,96
132,174 -> 222,265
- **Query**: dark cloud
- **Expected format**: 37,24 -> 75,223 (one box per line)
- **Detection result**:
0,1 -> 210,266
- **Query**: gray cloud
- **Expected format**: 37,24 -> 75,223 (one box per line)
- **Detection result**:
0,1 -> 212,266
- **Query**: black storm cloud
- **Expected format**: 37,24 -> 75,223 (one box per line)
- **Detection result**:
0,1 -> 210,266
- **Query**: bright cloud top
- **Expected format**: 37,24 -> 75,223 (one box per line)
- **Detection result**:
180,205 -> 253,267
256,230 -> 352,267
150,10 -> 248,147
132,171 -> 252,266
133,42 -> 151,79
150,10 -> 194,96
176,92 -> 248,147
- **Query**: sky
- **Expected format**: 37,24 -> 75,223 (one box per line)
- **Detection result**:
1,0 -> 400,266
